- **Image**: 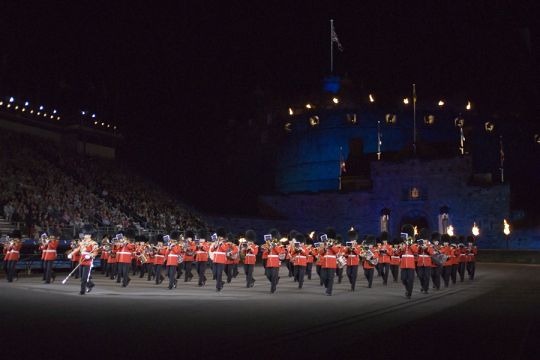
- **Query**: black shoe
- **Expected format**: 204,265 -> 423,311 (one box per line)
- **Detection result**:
80,291 -> 86,295
325,293 -> 332,296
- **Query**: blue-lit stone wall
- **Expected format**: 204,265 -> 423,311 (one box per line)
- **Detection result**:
263,156 -> 511,248
276,107 -> 483,193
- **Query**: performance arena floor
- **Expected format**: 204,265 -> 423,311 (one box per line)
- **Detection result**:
1,263 -> 539,360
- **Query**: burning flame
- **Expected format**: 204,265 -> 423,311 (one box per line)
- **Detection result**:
503,219 -> 511,236
472,222 -> 480,237
308,231 -> 315,239
413,226 -> 418,236
349,226 -> 354,231
288,107 -> 293,116
447,225 -> 455,237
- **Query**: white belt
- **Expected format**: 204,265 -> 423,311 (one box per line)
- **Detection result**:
391,256 -> 400,259
117,251 -> 132,255
467,254 -> 475,256
348,255 -> 357,257
324,255 -> 336,258
10,250 -> 19,254
402,254 -> 414,258
43,250 -> 57,253
296,256 -> 306,259
196,251 -> 207,254
167,254 -> 178,257
419,254 -> 430,257
214,252 -> 225,255
268,255 -> 279,258
246,254 -> 256,257
459,254 -> 466,257
155,255 -> 164,258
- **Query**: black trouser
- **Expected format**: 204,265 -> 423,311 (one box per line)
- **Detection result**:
215,263 -> 225,291
293,265 -> 306,288
442,266 -> 451,287
451,264 -> 457,284
6,260 -> 17,282
380,262 -> 390,284
233,263 -> 239,278
155,264 -> 164,284
286,260 -> 294,277
105,261 -> 113,277
321,267 -> 335,295
131,259 -> 137,275
44,260 -> 55,283
244,263 -> 254,287
139,262 -> 147,278
466,261 -> 476,280
211,261 -> 217,279
101,259 -> 107,274
457,262 -> 466,282
177,263 -> 183,279
336,267 -> 344,283
364,267 -> 374,288
117,263 -> 130,286
109,262 -> 117,279
80,265 -> 94,294
417,266 -> 431,292
225,264 -> 234,283
401,268 -> 415,297
375,263 -> 381,277
167,265 -> 177,289
431,265 -> 442,289
145,263 -> 154,280
306,262 -> 313,280
346,265 -> 359,290
184,261 -> 193,281
196,261 -> 207,285
390,264 -> 400,282
267,267 -> 279,293
316,265 -> 323,285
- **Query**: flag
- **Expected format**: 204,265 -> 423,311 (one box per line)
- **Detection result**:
331,22 -> 343,51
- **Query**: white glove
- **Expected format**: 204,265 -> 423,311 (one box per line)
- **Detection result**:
67,254 -> 72,260
84,255 -> 91,260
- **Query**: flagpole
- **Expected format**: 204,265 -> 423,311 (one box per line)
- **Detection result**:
330,19 -> 334,73
499,135 -> 504,183
338,146 -> 342,190
377,119 -> 382,160
413,83 -> 417,155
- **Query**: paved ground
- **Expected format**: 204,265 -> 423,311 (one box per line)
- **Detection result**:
0,263 -> 539,359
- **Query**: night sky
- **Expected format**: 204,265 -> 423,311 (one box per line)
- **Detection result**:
1,2 -> 538,213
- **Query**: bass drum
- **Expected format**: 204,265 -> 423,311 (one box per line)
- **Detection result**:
431,253 -> 448,266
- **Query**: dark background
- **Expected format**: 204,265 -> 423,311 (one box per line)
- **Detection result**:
1,2 -> 539,215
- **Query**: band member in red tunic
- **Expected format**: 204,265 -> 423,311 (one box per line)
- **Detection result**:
182,230 -> 196,282
165,238 -> 181,289
361,239 -> 379,288
194,232 -> 209,286
68,233 -> 99,295
440,235 -> 453,288
40,232 -> 59,283
265,233 -> 284,294
399,225 -> 418,299
241,230 -> 258,288
344,229 -> 360,291
100,234 -> 110,275
210,228 -> 229,292
5,230 -> 22,282
291,233 -> 308,289
430,233 -> 443,291
416,238 -> 434,294
154,236 -> 167,284
116,230 -> 136,287
378,233 -> 393,285
466,236 -> 478,280
224,233 -> 239,283
320,228 -> 341,296
457,239 -> 468,282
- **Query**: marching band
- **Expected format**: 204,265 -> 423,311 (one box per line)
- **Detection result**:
1,225 -> 479,298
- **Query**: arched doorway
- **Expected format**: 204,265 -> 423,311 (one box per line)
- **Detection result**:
399,209 -> 430,234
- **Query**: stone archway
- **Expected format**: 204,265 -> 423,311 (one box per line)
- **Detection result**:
399,209 -> 430,234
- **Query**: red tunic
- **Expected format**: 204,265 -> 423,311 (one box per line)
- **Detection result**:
166,245 -> 182,266
117,244 -> 135,264
195,242 -> 209,262
242,244 -> 259,265
266,246 -> 284,268
321,245 -> 341,269
292,246 -> 308,267
42,240 -> 59,261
